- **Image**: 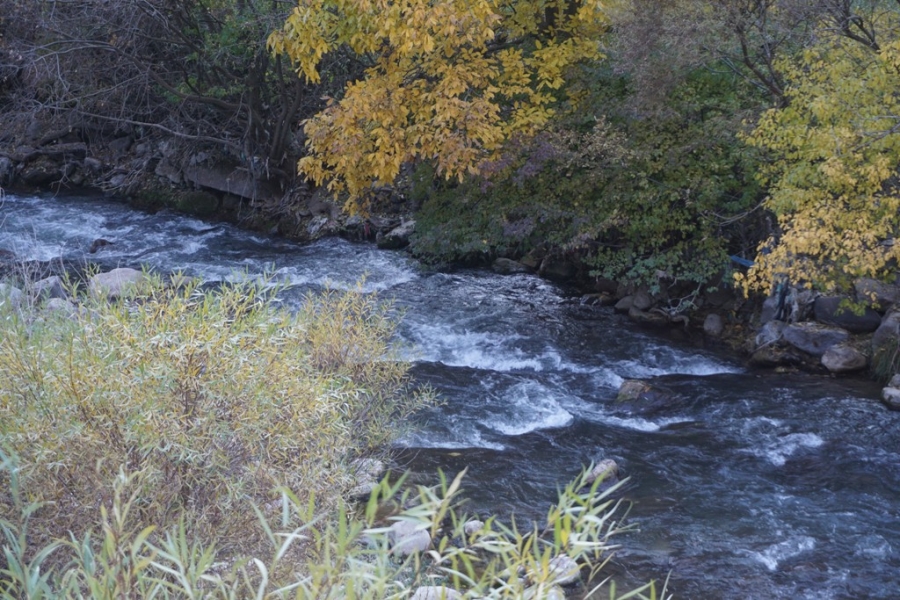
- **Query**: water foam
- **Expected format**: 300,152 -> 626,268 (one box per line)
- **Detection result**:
749,536 -> 816,571
751,433 -> 825,467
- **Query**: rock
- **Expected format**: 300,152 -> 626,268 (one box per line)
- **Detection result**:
585,458 -> 619,487
389,519 -> 431,556
614,295 -> 633,313
755,320 -> 786,347
544,586 -> 566,600
33,275 -> 67,300
89,268 -> 146,299
881,386 -> 900,411
88,238 -> 114,254
493,257 -> 530,274
0,156 -> 14,186
44,298 -> 77,315
538,255 -> 576,282
108,136 -> 133,157
855,278 -> 900,311
155,157 -> 182,184
813,296 -> 881,333
782,322 -> 850,356
183,164 -> 278,201
548,554 -> 581,586
749,345 -> 804,368
377,220 -> 415,250
0,283 -> 25,310
580,292 -> 615,307
409,587 -> 462,600
617,379 -> 651,402
20,158 -> 62,186
519,249 -> 543,270
628,306 -> 669,326
351,457 -> 385,481
872,310 -> 900,364
703,313 -> 724,337
632,289 -> 653,311
821,344 -> 868,374
463,519 -> 485,537
83,157 -> 103,173
306,215 -> 340,238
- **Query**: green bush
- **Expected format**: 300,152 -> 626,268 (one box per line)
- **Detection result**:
0,276 -> 432,554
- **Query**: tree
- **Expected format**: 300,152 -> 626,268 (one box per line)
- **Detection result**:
739,4 -> 900,294
270,0 -> 609,211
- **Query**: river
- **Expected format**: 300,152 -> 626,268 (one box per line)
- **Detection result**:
1,192 -> 898,599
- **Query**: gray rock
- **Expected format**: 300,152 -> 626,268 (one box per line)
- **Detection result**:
628,306 -> 668,326
632,289 -> 653,311
548,554 -> 581,586
821,345 -> 868,374
749,345 -> 803,368
89,268 -> 146,299
155,158 -> 182,184
351,457 -> 385,481
83,157 -> 103,173
377,219 -> 415,250
389,519 -> 431,556
0,283 -> 25,310
703,313 -> 724,337
409,587 -> 462,600
814,296 -> 881,333
782,322 -> 850,356
614,295 -> 633,313
493,257 -> 530,274
538,255 -> 576,282
184,164 -> 278,201
34,275 -> 67,300
108,136 -> 133,157
463,519 -> 485,537
586,458 -> 619,486
44,298 -> 77,315
881,386 -> 900,411
0,156 -> 14,186
873,310 -> 900,356
617,379 -> 651,402
544,586 -> 566,600
856,277 -> 900,311
889,373 -> 900,388
755,320 -> 786,347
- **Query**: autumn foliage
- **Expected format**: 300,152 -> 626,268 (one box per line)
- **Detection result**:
270,0 -> 609,210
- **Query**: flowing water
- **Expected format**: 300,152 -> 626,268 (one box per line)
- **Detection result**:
2,192 -> 899,599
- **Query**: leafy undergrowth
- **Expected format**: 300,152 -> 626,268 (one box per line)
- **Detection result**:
0,276 -> 667,599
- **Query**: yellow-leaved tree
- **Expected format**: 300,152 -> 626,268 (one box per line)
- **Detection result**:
269,0 -> 609,211
739,9 -> 900,294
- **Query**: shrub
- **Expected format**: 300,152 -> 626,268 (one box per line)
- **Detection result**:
0,275 -> 432,555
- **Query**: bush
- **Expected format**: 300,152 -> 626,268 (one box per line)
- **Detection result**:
0,275 -> 432,555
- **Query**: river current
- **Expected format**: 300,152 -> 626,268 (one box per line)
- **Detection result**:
1,192 -> 898,599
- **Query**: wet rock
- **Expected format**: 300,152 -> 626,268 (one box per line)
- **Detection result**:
855,278 -> 900,312
614,295 -> 633,313
493,257 -> 530,274
409,587 -> 462,600
703,313 -> 724,338
20,158 -> 62,186
0,283 -> 25,310
628,306 -> 669,326
89,268 -> 146,299
548,554 -> 581,586
814,296 -> 881,333
581,292 -> 615,307
389,519 -> 431,556
88,238 -> 114,254
782,322 -> 850,356
749,345 -> 804,368
616,379 -> 675,412
872,310 -> 900,366
617,379 -> 651,402
585,458 -> 619,488
33,275 -> 67,300
821,344 -> 868,374
377,219 -> 415,250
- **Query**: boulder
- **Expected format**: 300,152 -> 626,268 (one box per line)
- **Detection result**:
813,296 -> 881,333
44,298 -> 77,315
410,587 -> 463,600
0,283 -> 25,310
155,157 -> 182,184
881,386 -> 900,411
183,164 -> 278,201
749,345 -> 804,368
389,519 -> 431,556
89,268 -> 146,299
377,220 -> 415,250
703,313 -> 725,338
348,457 -> 385,500
632,289 -> 654,311
538,255 -> 576,282
547,554 -> 581,586
872,310 -> 900,360
463,519 -> 485,537
782,322 -> 850,356
855,278 -> 900,312
821,344 -> 868,374
88,238 -> 114,254
616,379 -> 675,412
33,275 -> 67,300
617,379 -> 652,402
628,306 -> 669,326
755,320 -> 786,348
493,257 -> 530,275
614,295 -> 633,313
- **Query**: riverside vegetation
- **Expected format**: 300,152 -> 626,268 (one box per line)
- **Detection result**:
0,276 -> 667,599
